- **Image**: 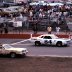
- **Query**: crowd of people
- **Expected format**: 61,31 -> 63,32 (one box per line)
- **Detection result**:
0,1 -> 72,34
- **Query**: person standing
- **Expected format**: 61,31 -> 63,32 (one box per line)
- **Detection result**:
4,27 -> 8,34
47,26 -> 52,34
33,24 -> 38,34
0,28 -> 3,34
56,26 -> 60,34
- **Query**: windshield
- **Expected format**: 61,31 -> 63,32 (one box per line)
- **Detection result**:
39,35 -> 59,39
3,44 -> 12,48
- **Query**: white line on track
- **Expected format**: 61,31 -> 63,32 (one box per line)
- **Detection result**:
12,43 -> 32,46
28,55 -> 72,58
11,39 -> 31,45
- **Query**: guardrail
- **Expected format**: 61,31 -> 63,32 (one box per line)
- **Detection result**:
0,34 -> 71,39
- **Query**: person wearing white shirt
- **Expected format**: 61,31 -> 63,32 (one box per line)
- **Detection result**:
56,26 -> 60,34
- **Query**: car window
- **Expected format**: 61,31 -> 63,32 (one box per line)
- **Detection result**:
41,36 -> 44,38
0,44 -> 2,49
3,44 -> 12,48
44,36 -> 52,39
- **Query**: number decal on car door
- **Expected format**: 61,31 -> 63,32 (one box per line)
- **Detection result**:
44,40 -> 52,45
44,40 -> 49,44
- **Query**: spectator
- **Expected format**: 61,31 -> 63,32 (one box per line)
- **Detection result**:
0,28 -> 3,34
32,23 -> 38,34
56,26 -> 60,34
4,27 -> 8,34
29,10 -> 33,20
47,26 -> 52,34
39,12 -> 43,19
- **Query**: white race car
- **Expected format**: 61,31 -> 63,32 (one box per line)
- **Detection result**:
30,34 -> 71,47
0,44 -> 28,58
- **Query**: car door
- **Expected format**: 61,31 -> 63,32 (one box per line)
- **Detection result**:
43,36 -> 52,45
0,44 -> 3,54
1,47 -> 6,54
0,45 -> 8,54
0,46 -> 2,54
0,47 -> 5,54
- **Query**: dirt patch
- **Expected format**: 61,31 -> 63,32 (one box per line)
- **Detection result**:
0,56 -> 72,72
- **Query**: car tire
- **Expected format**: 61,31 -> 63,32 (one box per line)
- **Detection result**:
35,41 -> 41,46
56,41 -> 62,47
10,52 -> 16,58
21,53 -> 26,58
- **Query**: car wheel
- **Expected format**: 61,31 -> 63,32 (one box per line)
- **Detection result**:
22,54 -> 26,58
56,41 -> 62,47
10,52 -> 16,58
35,41 -> 41,46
